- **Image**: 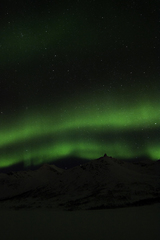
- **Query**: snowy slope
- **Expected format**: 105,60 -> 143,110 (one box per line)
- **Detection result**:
0,163 -> 63,199
0,155 -> 159,210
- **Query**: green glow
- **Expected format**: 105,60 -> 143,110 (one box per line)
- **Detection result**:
0,139 -> 135,168
146,144 -> 160,160
0,100 -> 159,147
0,3 -> 158,170
0,98 -> 159,168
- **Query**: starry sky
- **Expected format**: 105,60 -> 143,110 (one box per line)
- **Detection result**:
0,0 -> 160,169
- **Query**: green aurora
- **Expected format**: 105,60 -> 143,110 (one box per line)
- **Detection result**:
0,1 -> 159,169
0,98 -> 159,168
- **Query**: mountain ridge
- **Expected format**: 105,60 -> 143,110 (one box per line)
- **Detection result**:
0,154 -> 159,210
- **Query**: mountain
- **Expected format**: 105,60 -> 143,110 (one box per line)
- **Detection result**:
0,155 -> 160,210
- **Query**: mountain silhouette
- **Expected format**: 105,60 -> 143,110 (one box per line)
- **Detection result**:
0,154 -> 159,210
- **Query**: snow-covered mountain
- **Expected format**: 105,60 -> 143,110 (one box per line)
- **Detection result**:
0,155 -> 160,210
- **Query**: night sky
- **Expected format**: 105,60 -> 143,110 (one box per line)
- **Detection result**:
0,0 -> 160,169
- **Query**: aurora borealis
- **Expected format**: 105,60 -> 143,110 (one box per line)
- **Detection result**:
0,0 -> 159,169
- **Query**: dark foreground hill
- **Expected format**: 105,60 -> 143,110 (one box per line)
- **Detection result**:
0,155 -> 160,210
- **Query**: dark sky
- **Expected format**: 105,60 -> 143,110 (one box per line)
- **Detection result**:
0,0 -> 160,169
